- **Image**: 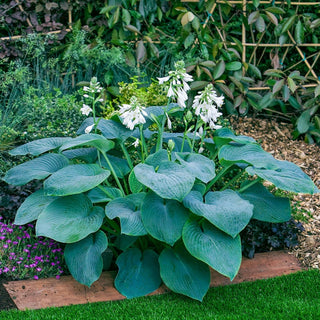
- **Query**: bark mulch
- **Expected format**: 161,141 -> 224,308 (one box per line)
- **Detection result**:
230,116 -> 320,269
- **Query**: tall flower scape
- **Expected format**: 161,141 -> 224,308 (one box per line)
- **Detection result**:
4,62 -> 319,301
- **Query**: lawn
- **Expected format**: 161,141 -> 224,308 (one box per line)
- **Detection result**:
1,269 -> 319,320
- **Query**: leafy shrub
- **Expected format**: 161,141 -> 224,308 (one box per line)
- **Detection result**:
3,66 -> 318,301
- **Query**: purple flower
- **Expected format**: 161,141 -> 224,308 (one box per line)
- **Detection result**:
34,275 -> 39,280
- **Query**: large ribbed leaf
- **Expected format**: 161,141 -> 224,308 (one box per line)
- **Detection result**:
14,190 -> 57,225
145,149 -> 170,168
59,134 -> 114,153
9,137 -> 72,156
3,153 -> 69,186
64,231 -> 108,287
44,164 -> 110,196
62,148 -> 98,163
213,128 -> 256,148
100,154 -> 131,179
134,161 -> 195,201
36,194 -> 104,243
77,118 -> 136,141
239,183 -> 291,222
87,186 -> 123,203
183,219 -> 242,280
175,152 -> 215,183
105,193 -> 147,236
115,248 -> 161,298
183,190 -> 254,238
141,192 -> 189,246
246,160 -> 320,194
218,143 -> 278,169
159,246 -> 210,301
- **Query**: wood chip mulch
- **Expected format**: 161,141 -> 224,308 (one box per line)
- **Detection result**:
230,116 -> 320,269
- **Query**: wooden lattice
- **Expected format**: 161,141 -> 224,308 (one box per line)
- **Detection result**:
182,0 -> 320,90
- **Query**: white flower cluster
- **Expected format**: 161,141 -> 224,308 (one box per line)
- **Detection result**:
83,77 -> 103,94
119,96 -> 147,130
158,61 -> 193,109
192,84 -> 224,129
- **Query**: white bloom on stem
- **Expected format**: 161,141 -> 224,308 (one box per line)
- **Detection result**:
157,60 -> 193,109
119,96 -> 147,130
192,84 -> 224,129
81,104 -> 93,116
166,113 -> 172,130
83,86 -> 90,92
85,124 -> 94,134
132,139 -> 140,148
198,146 -> 204,154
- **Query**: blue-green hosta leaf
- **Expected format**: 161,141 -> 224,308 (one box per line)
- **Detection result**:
246,160 -> 320,194
105,193 -> 147,236
213,127 -> 256,148
3,153 -> 69,186
218,143 -> 278,169
44,164 -> 110,196
183,219 -> 242,280
87,186 -> 123,203
175,152 -> 215,183
159,246 -> 210,301
9,137 -> 72,156
114,234 -> 138,251
145,149 -> 169,168
115,248 -> 161,299
59,134 -> 115,153
239,183 -> 291,222
183,190 -> 254,238
128,170 -> 143,193
14,190 -> 57,225
36,194 -> 104,243
62,148 -> 98,163
77,118 -> 135,141
141,192 -> 189,246
100,154 -> 130,179
64,231 -> 108,287
134,161 -> 195,201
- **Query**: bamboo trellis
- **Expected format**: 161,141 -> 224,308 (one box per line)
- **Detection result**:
182,0 -> 320,89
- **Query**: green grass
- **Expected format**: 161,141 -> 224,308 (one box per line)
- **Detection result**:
1,269 -> 320,320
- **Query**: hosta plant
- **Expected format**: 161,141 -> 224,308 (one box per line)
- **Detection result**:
3,64 -> 319,301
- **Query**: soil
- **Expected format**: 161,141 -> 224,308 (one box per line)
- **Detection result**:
0,116 -> 319,311
0,280 -> 17,311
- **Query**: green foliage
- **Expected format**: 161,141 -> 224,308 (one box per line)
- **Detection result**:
3,76 -> 318,301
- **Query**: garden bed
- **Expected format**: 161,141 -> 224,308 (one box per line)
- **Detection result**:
0,250 -> 302,311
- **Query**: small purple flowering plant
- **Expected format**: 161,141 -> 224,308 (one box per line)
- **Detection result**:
0,216 -> 66,280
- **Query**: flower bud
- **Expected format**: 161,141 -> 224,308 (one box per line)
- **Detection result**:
168,139 -> 175,152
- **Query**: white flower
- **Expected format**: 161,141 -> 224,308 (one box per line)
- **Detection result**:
85,124 -> 94,134
198,146 -> 204,154
166,113 -> 172,130
192,84 -> 224,129
132,139 -> 140,148
83,86 -> 90,92
119,96 -> 147,130
157,60 -> 193,109
83,94 -> 89,98
81,104 -> 93,116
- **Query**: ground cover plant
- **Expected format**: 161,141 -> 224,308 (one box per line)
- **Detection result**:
0,217 -> 66,280
3,62 -> 319,301
1,270 -> 320,319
